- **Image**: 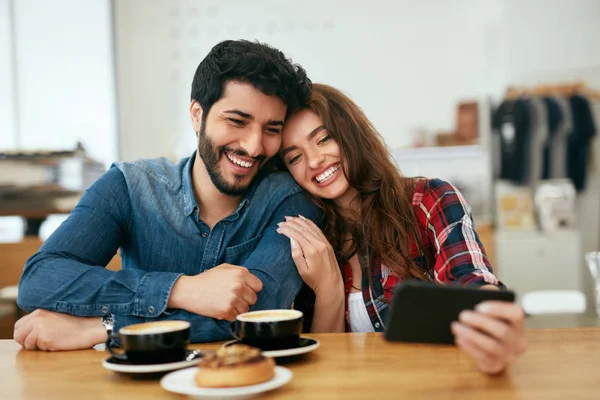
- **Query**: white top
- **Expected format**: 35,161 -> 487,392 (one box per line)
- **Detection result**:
348,291 -> 375,332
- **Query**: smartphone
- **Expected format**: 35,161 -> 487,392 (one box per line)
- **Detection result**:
384,280 -> 515,345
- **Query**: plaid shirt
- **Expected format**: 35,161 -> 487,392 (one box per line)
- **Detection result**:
343,178 -> 500,332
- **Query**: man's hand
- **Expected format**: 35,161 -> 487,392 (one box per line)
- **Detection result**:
13,309 -> 107,351
168,263 -> 263,321
451,301 -> 527,375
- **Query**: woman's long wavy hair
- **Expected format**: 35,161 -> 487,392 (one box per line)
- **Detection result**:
302,83 -> 432,281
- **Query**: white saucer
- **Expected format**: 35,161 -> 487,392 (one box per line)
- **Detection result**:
102,351 -> 201,374
222,336 -> 320,358
160,366 -> 292,399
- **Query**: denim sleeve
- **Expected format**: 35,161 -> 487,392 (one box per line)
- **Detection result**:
243,190 -> 321,311
17,166 -> 182,319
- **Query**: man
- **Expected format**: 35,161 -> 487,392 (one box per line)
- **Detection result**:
14,40 -> 318,351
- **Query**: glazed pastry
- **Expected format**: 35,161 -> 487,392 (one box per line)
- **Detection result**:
195,344 -> 275,388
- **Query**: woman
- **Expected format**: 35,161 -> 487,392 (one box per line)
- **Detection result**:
276,83 -> 527,375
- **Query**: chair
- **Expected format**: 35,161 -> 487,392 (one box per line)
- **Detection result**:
0,285 -> 22,320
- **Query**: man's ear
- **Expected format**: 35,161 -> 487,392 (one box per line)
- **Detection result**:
190,100 -> 204,135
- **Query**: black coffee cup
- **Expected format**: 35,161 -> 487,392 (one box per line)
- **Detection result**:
105,320 -> 190,365
230,309 -> 303,351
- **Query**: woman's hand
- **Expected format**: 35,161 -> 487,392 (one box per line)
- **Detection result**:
451,301 -> 527,374
276,215 -> 343,295
277,215 -> 345,333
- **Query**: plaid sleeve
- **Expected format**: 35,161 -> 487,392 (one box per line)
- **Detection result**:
415,179 -> 501,287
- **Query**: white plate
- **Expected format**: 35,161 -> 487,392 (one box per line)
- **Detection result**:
102,351 -> 201,374
160,366 -> 292,399
222,336 -> 320,358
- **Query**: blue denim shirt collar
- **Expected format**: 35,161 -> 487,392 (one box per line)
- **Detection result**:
182,154 -> 197,217
182,151 -> 250,221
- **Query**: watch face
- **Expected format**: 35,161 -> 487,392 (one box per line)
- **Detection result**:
102,314 -> 114,329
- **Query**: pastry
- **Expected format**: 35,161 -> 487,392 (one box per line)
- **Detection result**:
195,344 -> 275,388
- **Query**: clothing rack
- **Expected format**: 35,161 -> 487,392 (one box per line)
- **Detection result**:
504,81 -> 600,101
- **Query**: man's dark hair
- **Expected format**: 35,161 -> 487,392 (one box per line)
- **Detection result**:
191,40 -> 312,118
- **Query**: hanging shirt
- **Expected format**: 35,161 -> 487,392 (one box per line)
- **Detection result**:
550,96 -> 573,179
541,97 -> 563,180
568,95 -> 597,191
492,99 -> 532,184
527,98 -> 549,186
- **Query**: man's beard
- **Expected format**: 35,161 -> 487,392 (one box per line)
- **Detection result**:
197,122 -> 264,196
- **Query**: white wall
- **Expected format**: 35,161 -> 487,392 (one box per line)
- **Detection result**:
0,0 -> 16,150
113,0 -> 600,162
114,0 -> 508,161
113,1 -> 183,163
9,0 -> 118,168
504,0 -> 600,83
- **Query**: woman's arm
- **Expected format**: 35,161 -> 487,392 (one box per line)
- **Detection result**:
416,178 -> 500,287
310,285 -> 346,333
417,179 -> 526,374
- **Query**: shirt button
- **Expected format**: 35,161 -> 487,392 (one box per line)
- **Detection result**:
148,306 -> 155,313
201,232 -> 208,237
374,322 -> 381,329
101,306 -> 109,314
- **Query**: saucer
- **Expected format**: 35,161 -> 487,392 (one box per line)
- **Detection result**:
160,366 -> 292,399
102,350 -> 202,374
222,336 -> 320,358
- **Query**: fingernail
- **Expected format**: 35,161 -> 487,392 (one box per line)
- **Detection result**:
451,321 -> 464,333
459,310 -> 473,322
276,228 -> 282,234
277,222 -> 283,227
298,214 -> 306,220
476,303 -> 491,312
290,238 -> 296,249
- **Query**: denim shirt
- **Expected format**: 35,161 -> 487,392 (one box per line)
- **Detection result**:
17,153 -> 321,343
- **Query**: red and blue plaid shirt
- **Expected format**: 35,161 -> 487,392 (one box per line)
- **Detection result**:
343,178 -> 501,332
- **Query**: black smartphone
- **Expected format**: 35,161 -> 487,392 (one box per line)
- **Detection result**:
384,280 -> 515,345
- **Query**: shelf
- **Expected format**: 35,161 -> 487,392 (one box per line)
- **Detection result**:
391,145 -> 486,161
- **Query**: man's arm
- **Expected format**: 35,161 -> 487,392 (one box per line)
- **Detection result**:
243,191 -> 322,311
17,166 -> 182,319
15,167 -> 192,350
15,167 -> 237,348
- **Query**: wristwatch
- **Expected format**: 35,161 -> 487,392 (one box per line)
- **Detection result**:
101,314 -> 114,338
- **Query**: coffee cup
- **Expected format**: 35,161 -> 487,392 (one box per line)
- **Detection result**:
230,309 -> 303,351
105,320 -> 190,365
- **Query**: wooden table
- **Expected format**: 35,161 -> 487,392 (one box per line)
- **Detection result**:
1,329 -> 599,399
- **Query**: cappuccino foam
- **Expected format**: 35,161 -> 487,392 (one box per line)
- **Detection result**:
120,320 -> 190,335
237,309 -> 302,322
